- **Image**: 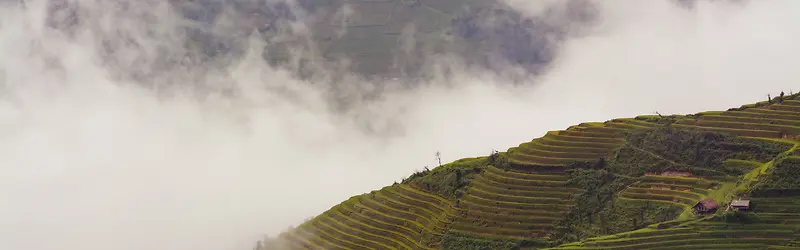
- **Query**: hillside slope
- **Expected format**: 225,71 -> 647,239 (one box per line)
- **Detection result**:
259,92 -> 800,250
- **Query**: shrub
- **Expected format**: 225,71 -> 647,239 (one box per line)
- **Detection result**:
440,232 -> 520,250
402,157 -> 487,200
609,127 -> 790,176
721,211 -> 763,224
752,157 -> 800,196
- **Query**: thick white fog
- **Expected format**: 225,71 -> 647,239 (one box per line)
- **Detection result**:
1,0 -> 799,250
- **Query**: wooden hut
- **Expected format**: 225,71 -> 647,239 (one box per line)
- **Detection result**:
730,200 -> 751,211
693,198 -> 719,214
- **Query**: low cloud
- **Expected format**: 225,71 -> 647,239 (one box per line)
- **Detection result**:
0,0 -> 798,250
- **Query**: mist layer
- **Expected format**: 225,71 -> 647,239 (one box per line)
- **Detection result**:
0,1 -> 799,250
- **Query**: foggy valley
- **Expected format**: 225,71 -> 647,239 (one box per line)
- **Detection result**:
1,0 -> 800,250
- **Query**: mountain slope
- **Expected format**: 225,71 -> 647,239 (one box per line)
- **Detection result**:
260,92 -> 800,250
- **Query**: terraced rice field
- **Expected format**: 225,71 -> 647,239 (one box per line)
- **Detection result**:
619,175 -> 716,207
549,194 -> 800,250
550,222 -> 797,250
278,184 -> 455,249
506,123 -> 632,168
451,166 -> 582,240
675,96 -> 800,139
274,95 -> 800,249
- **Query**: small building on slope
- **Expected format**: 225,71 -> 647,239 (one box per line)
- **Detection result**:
693,198 -> 719,214
730,199 -> 751,211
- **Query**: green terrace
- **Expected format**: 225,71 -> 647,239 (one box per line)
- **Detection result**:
549,216 -> 798,250
723,159 -> 764,176
638,175 -> 717,189
451,166 -> 583,241
617,175 -> 722,222
507,124 -> 632,168
280,184 -> 454,249
781,100 -> 800,106
757,104 -> 800,114
672,122 -> 784,138
675,118 -> 800,138
609,118 -> 664,128
750,196 -> 800,214
699,114 -> 800,127
620,175 -> 714,206
568,123 -> 631,135
721,110 -> 800,122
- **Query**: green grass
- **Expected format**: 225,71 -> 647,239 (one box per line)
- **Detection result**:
467,188 -> 574,205
458,199 -> 566,218
359,196 -> 440,229
449,222 -> 550,238
480,170 -> 571,187
612,118 -> 663,128
338,204 -> 429,247
692,119 -> 800,134
471,176 -> 579,194
620,192 -> 699,206
558,130 -> 625,139
310,217 -> 378,249
548,131 -> 626,144
540,135 -> 620,150
723,159 -> 764,174
461,195 -> 571,211
385,186 -> 453,216
700,114 -> 800,127
508,149 -> 597,166
320,210 -> 407,249
763,104 -> 800,113
781,100 -> 800,106
516,146 -> 605,159
460,209 -> 560,223
485,166 -> 570,181
351,198 -> 434,235
672,123 -> 783,138
639,175 -> 717,188
373,191 -> 448,225
747,107 -> 800,116
623,187 -> 705,200
520,140 -> 613,154
470,180 -> 575,199
632,183 -> 711,196
605,121 -> 653,130
723,110 -> 800,121
571,124 -> 630,135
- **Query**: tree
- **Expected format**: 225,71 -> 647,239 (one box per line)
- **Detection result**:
435,151 -> 442,167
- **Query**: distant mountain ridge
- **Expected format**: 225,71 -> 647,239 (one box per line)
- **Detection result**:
259,91 -> 800,249
158,0 -> 597,78
260,0 -> 597,78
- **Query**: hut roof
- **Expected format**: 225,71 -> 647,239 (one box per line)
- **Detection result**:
731,200 -> 750,207
697,198 -> 719,209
